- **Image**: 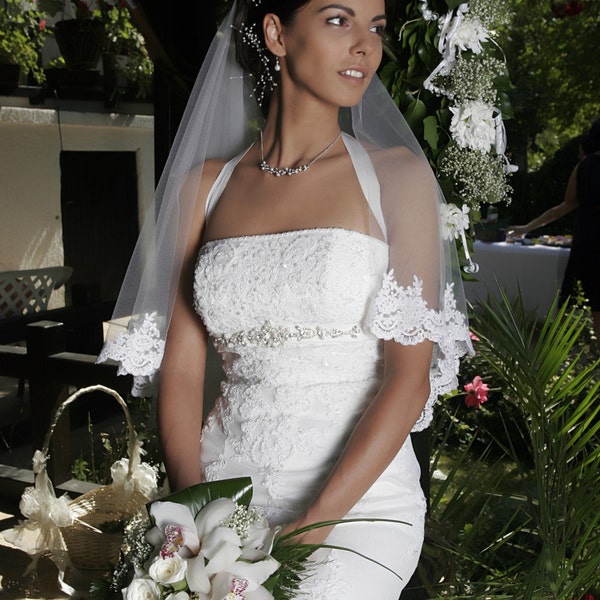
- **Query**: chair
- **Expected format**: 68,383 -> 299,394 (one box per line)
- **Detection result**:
0,266 -> 73,319
0,266 -> 73,398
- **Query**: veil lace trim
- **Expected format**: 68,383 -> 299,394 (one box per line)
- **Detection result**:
366,270 -> 471,431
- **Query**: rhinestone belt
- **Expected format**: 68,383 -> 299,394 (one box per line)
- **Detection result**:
213,320 -> 362,348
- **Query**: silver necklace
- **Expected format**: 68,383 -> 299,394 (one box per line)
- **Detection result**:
259,131 -> 342,177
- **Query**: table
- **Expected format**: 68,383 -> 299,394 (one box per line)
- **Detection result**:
464,241 -> 571,318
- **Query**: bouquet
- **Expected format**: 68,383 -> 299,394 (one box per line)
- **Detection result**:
94,477 -> 408,600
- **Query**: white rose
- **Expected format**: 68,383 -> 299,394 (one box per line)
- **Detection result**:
148,554 -> 188,585
122,577 -> 160,600
450,101 -> 496,153
165,593 -> 190,600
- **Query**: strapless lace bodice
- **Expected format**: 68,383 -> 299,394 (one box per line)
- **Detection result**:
194,228 -> 387,345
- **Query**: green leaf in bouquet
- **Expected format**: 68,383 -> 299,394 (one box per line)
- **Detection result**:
149,477 -> 253,521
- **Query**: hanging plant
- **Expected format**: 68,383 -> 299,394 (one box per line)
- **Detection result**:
0,0 -> 50,84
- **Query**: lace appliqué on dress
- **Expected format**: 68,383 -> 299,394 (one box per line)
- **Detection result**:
97,312 -> 165,397
366,270 -> 471,431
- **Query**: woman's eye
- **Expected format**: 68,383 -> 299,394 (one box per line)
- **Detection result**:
370,24 -> 385,35
327,15 -> 348,27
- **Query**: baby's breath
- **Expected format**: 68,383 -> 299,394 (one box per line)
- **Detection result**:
445,54 -> 506,104
221,503 -> 262,539
469,0 -> 511,29
440,144 -> 512,208
105,513 -> 153,595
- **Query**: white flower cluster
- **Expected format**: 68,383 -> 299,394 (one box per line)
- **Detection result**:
449,100 -> 497,153
440,204 -> 471,241
122,498 -> 279,600
419,0 -> 516,208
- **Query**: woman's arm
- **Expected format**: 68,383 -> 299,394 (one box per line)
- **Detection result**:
158,160 -> 224,491
506,165 -> 579,237
282,337 -> 433,545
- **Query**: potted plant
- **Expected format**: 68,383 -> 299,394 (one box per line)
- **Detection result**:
99,0 -> 152,100
0,0 -> 49,89
39,0 -> 105,70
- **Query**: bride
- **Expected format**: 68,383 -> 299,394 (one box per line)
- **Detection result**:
100,0 -> 472,597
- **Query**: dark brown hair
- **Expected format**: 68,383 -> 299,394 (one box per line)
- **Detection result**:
233,0 -> 312,114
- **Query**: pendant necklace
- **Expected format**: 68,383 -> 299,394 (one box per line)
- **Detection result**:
259,131 -> 342,177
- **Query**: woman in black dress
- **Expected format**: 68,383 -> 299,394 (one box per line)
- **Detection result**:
508,118 -> 600,341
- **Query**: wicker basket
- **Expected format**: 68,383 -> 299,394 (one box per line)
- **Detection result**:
39,385 -> 151,574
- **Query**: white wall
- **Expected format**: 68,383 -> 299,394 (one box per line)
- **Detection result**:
0,98 -> 154,308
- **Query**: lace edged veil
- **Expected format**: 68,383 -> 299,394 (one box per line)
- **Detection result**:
98,0 -> 473,429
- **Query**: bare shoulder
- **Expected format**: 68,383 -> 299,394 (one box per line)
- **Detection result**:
183,158 -> 228,217
369,145 -> 436,190
201,158 -> 228,184
177,158 -> 229,250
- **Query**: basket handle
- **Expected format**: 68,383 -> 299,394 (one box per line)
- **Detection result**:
41,384 -> 138,481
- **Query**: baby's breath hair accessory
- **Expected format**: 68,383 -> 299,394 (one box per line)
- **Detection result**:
239,21 -> 278,106
250,0 -> 262,6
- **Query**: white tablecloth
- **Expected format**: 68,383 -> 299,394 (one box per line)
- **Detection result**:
464,241 -> 571,317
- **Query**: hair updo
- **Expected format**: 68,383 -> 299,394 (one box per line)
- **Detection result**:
233,0 -> 311,113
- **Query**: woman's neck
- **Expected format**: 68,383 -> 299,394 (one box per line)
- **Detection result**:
261,92 -> 342,169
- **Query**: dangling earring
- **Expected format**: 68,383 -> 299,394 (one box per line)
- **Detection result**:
274,56 -> 281,72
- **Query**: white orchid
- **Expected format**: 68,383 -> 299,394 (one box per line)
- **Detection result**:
127,496 -> 279,599
198,572 -> 275,600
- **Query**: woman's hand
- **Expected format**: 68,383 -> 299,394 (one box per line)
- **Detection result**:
280,516 -> 334,546
505,225 -> 528,238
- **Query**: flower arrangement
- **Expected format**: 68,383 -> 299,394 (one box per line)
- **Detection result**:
92,478 -> 408,600
0,0 -> 50,83
382,0 -> 516,269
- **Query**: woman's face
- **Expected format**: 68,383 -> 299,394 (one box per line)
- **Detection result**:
273,0 -> 387,109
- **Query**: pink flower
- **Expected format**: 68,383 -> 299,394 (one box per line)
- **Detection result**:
469,331 -> 480,342
38,19 -> 46,31
464,376 -> 489,409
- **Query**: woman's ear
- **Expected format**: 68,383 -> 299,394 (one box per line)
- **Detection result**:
263,13 -> 285,58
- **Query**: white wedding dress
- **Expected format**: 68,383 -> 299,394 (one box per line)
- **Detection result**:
192,137 -> 437,599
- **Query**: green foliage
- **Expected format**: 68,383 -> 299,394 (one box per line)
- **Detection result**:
418,290 -> 600,597
158,477 -> 254,517
38,0 -> 153,98
498,0 -> 600,169
0,0 -> 50,83
468,291 -> 600,597
99,2 -> 153,99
